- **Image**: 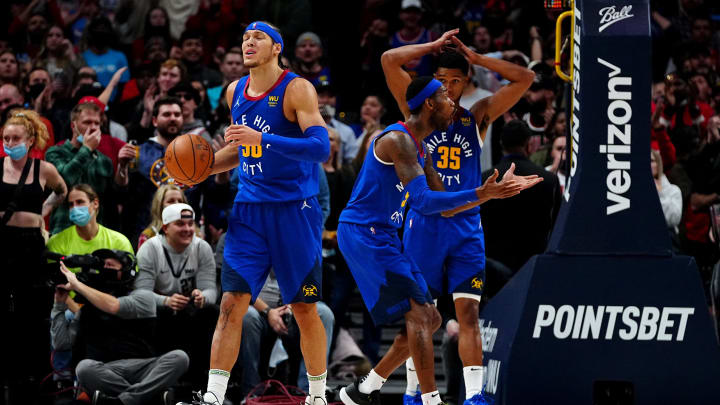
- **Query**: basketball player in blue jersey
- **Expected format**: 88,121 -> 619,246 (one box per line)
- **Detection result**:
337,75 -> 541,405
380,30 -> 537,405
177,22 -> 331,405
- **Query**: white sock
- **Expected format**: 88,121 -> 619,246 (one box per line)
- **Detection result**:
358,369 -> 386,394
421,390 -> 442,405
405,358 -> 419,395
205,369 -> 230,404
307,371 -> 327,399
463,365 -> 485,399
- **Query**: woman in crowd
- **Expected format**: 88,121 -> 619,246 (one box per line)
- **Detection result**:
35,25 -> 82,95
1,109 -> 66,397
138,183 -> 189,249
356,94 -> 386,142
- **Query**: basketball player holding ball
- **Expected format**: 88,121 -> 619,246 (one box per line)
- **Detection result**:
178,22 -> 330,405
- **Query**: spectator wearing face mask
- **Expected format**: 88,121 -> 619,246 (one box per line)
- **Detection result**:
45,99 -> 113,234
0,83 -> 56,159
1,109 -> 66,401
47,184 -> 132,260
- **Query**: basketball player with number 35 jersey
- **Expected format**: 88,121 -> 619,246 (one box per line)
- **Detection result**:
178,22 -> 331,405
382,30 -> 538,405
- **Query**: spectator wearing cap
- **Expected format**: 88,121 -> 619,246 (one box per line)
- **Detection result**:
316,81 -> 358,164
480,120 -> 561,273
80,16 -> 130,102
389,0 -> 438,78
207,49 -> 247,111
46,100 -> 113,234
134,203 -> 218,385
169,81 -> 211,143
179,30 -> 223,89
293,32 -> 331,87
0,83 -> 56,159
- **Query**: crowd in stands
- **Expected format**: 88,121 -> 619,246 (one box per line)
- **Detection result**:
1,0 -> 719,404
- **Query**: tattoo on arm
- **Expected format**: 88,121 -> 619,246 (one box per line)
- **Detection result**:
220,303 -> 235,331
384,133 -> 425,186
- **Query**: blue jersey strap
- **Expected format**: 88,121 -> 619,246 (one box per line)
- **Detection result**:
261,125 -> 330,162
405,175 -> 478,215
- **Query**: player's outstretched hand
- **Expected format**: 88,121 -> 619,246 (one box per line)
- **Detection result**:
478,164 -> 540,200
224,124 -> 262,146
498,163 -> 543,192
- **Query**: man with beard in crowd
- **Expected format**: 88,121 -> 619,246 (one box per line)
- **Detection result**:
116,96 -> 183,244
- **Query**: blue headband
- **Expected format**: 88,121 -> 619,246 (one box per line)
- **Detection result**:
245,21 -> 284,53
407,79 -> 443,111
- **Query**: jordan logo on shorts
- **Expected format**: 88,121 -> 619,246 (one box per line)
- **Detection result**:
301,200 -> 312,210
471,277 -> 484,290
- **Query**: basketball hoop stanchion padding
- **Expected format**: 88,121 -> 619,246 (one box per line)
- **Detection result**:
478,0 -> 720,403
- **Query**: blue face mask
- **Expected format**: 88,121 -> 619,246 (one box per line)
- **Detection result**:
69,206 -> 92,227
3,143 -> 28,161
76,135 -> 84,144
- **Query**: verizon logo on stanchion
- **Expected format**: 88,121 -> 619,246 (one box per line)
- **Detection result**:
598,5 -> 634,32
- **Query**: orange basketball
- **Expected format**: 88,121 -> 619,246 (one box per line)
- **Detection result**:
164,134 -> 215,186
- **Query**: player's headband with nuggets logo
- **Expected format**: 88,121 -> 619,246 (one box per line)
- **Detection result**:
245,21 -> 284,53
407,79 -> 443,110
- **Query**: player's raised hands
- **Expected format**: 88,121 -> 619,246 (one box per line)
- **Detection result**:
450,36 -> 482,65
431,28 -> 460,54
224,124 -> 262,146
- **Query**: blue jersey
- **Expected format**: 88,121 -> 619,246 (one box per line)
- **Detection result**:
339,122 -> 426,229
423,107 -> 483,215
230,70 -> 319,203
391,29 -> 434,78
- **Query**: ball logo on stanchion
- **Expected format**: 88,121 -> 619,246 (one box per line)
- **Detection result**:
164,134 -> 214,186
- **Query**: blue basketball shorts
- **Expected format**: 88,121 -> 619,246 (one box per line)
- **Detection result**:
222,197 -> 323,304
337,221 -> 433,326
403,210 -> 486,299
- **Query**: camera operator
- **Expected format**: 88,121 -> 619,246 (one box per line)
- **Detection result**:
51,250 -> 189,405
134,203 -> 218,385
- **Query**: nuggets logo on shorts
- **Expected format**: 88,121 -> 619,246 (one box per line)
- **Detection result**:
471,277 -> 484,290
303,284 -> 318,297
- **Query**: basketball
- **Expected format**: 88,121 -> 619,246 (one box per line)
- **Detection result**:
164,134 -> 215,186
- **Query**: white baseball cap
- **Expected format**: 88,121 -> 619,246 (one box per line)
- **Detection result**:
401,0 -> 423,10
162,203 -> 195,225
